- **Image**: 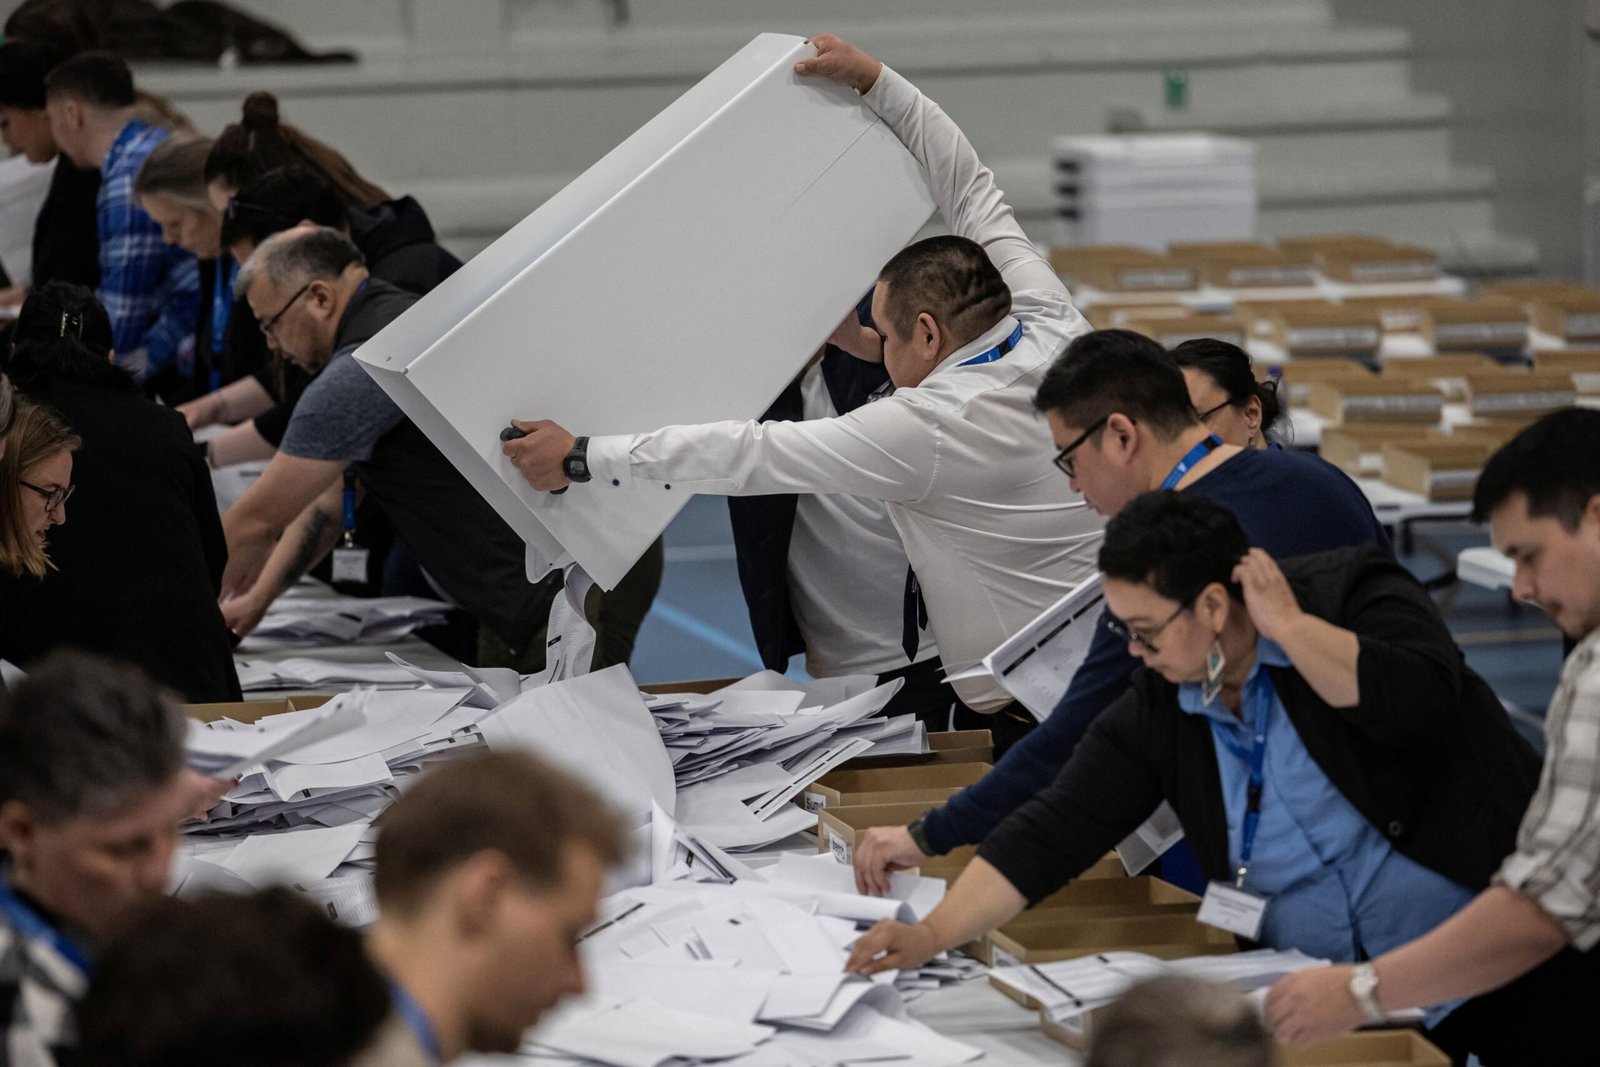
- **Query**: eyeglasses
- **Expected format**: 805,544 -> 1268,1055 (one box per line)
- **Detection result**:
1105,602 -> 1187,653
258,282 -> 311,340
1053,415 -> 1109,479
20,480 -> 74,513
1195,399 -> 1233,423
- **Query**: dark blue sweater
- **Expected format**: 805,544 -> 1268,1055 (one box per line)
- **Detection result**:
921,446 -> 1394,854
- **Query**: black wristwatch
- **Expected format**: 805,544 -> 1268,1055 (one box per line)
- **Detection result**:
562,435 -> 592,483
907,814 -> 941,857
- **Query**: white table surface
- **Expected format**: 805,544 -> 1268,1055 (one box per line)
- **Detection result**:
1457,546 -> 1515,591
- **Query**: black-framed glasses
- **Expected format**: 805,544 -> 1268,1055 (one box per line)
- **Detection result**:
1105,602 -> 1187,653
258,282 -> 311,340
1195,399 -> 1233,423
1052,415 -> 1109,479
19,480 -> 74,513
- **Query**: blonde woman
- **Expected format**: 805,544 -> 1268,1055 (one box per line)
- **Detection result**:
0,397 -> 78,578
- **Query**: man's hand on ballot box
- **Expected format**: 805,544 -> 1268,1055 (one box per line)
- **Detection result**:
795,33 -> 884,95
503,419 -> 577,492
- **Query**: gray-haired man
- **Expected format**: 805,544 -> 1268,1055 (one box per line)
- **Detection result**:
0,652 -> 195,1067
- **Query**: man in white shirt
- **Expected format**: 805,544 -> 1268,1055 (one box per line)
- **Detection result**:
504,33 -> 1102,748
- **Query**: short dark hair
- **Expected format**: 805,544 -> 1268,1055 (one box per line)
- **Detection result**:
75,888 -> 391,1067
375,751 -> 630,916
1099,490 -> 1249,606
0,39 -> 69,111
4,280 -> 124,391
221,164 -> 347,250
3,0 -> 102,54
1170,337 -> 1283,440
876,235 -> 1011,347
1086,975 -> 1272,1067
42,51 -> 133,109
1034,329 -> 1199,438
1472,408 -> 1600,527
0,652 -> 187,822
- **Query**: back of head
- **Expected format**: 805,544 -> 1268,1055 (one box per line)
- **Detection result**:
3,0 -> 101,54
1035,329 -> 1199,437
375,750 -> 629,915
0,397 -> 81,577
206,91 -> 390,209
877,234 -> 1010,349
1086,975 -> 1273,1067
42,50 -> 133,110
76,888 -> 391,1067
4,279 -> 122,390
1100,490 -> 1250,604
1170,337 -> 1282,440
222,164 -> 347,250
234,224 -> 364,301
1472,407 -> 1600,527
0,39 -> 70,111
0,651 -> 185,822
132,134 -> 215,212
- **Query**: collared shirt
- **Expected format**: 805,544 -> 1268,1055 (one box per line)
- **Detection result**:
1496,625 -> 1600,948
0,870 -> 88,1067
1179,640 -> 1475,1013
587,65 -> 1103,710
786,362 -> 937,676
96,120 -> 200,380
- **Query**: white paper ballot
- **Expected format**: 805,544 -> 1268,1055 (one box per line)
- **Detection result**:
354,33 -> 937,589
972,573 -> 1106,722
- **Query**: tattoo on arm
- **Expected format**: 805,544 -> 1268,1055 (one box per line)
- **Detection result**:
285,507 -> 339,586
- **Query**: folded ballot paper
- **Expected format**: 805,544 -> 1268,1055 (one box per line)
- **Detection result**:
353,33 -> 937,590
241,594 -> 451,648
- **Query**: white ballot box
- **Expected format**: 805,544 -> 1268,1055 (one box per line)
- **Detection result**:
356,33 -> 936,589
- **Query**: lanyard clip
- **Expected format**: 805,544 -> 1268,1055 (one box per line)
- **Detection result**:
1234,865 -> 1248,889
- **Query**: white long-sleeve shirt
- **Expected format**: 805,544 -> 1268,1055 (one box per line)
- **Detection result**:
587,64 -> 1103,710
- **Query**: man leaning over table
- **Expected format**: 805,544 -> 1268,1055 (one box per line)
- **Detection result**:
503,33 -> 1104,755
1267,409 -> 1600,1064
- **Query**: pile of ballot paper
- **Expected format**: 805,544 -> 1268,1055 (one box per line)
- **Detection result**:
243,594 -> 452,647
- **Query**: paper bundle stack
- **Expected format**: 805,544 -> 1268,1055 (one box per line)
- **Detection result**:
242,594 -> 452,647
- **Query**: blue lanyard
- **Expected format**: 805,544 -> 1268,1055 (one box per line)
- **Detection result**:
1216,672 -> 1275,888
389,981 -> 443,1064
209,261 -> 235,391
1159,434 -> 1222,490
341,467 -> 358,547
956,321 -> 1024,367
0,877 -> 91,977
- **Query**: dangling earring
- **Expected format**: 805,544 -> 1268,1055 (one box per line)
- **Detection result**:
1202,640 -> 1226,704
1247,430 -> 1257,447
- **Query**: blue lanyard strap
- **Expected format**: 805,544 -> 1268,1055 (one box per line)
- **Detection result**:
0,878 -> 91,976
341,467 -> 358,548
389,981 -> 444,1064
1217,672 -> 1275,888
1159,434 -> 1222,490
212,260 -> 234,356
956,321 -> 1024,367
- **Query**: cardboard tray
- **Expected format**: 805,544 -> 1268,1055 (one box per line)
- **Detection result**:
1308,379 -> 1444,425
1530,292 -> 1600,340
1275,358 -> 1372,406
1421,299 -> 1530,351
1381,441 -> 1493,501
1316,243 -> 1439,284
1123,314 -> 1246,348
1319,424 -> 1434,478
1464,372 -> 1577,420
838,730 -> 993,770
1249,303 -> 1382,357
800,761 -> 991,811
185,694 -> 334,723
1049,245 -> 1198,293
1534,349 -> 1600,394
1381,353 -> 1506,401
986,912 -> 1237,976
1042,1013 -> 1448,1063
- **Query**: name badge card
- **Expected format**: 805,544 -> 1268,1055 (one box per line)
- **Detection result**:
1197,881 -> 1268,940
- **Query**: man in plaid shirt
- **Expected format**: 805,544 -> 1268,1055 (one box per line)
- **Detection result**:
1269,408 -> 1600,1060
0,654 -> 196,1066
44,53 -> 197,391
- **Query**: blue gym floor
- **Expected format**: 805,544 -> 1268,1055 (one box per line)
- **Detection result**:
629,496 -> 1562,753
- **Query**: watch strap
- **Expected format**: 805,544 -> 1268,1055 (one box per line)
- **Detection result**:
1349,962 -> 1384,1023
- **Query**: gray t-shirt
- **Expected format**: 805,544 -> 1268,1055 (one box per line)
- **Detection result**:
278,347 -> 404,463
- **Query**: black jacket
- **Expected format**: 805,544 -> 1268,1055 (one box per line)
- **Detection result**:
29,157 -> 100,292
978,547 -> 1541,906
0,366 -> 242,702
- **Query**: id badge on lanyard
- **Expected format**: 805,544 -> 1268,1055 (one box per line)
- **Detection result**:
331,467 -> 369,583
1197,681 -> 1272,940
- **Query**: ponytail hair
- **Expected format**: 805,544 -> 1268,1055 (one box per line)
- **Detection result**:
4,281 -> 125,392
1169,338 -> 1283,443
205,91 -> 389,210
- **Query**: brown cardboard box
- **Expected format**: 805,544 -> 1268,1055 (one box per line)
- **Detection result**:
1320,424 -> 1434,478
1049,246 -> 1196,293
800,762 -> 991,812
1341,293 -> 1467,334
840,730 -> 993,771
1275,234 -> 1393,256
1308,378 -> 1443,425
813,801 -> 973,865
1380,354 -> 1506,401
1476,278 -> 1593,307
1381,442 -> 1493,501
1122,314 -> 1245,348
1430,421 -> 1527,450
1168,243 -> 1318,289
1276,358 -> 1371,406
1464,372 -> 1577,420
1421,299 -> 1529,351
1529,291 -> 1600,341
1534,349 -> 1600,395
1081,301 -> 1191,331
1004,877 -> 1200,926
986,914 -> 1235,1004
1317,242 -> 1439,284
1234,299 -> 1340,338
1247,303 -> 1382,358
1278,1030 -> 1451,1066
185,694 -> 334,723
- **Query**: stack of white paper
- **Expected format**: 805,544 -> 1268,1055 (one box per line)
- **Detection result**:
241,595 -> 451,648
233,656 -> 426,691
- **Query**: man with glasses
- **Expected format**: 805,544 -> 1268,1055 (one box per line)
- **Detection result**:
217,226 -> 567,671
501,34 -> 1102,749
853,327 -> 1391,896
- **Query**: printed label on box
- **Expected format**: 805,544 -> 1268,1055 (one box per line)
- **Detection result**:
1572,372 -> 1600,393
827,828 -> 853,865
1474,391 -> 1576,414
1564,314 -> 1600,338
1435,322 -> 1527,346
1427,469 -> 1482,492
1286,327 -> 1380,350
1120,269 -> 1192,290
990,945 -> 1021,970
1227,266 -> 1316,288
1349,261 -> 1436,283
802,791 -> 827,812
1343,395 -> 1443,416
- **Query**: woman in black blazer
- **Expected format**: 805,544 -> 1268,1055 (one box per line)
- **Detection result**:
846,491 -> 1546,1064
0,282 -> 240,701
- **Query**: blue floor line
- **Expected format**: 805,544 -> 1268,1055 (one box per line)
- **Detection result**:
648,600 -> 766,671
